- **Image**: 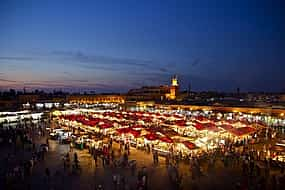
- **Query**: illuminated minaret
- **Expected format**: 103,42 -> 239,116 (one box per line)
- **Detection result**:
169,75 -> 179,99
171,75 -> 178,86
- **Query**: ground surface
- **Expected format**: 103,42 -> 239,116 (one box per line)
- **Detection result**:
1,125 -> 284,190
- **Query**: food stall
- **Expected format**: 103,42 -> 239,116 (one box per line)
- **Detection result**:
153,136 -> 174,156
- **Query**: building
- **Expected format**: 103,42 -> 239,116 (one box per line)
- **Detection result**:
126,76 -> 180,102
18,94 -> 40,104
0,100 -> 17,111
127,85 -> 169,101
166,75 -> 179,100
279,94 -> 285,102
67,94 -> 125,104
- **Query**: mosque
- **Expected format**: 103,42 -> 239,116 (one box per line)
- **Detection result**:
126,75 -> 179,101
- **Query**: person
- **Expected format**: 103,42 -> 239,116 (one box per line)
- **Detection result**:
94,152 -> 98,167
70,142 -> 74,152
32,143 -> 36,151
179,151 -> 183,161
131,161 -> 136,176
166,154 -> 170,166
142,175 -> 147,190
45,168 -> 50,184
121,175 -> 126,189
111,150 -> 115,163
119,142 -> 123,152
116,174 -> 121,189
146,144 -> 150,153
74,152 -> 79,169
155,151 -> 159,164
112,174 -> 117,189
102,155 -> 105,167
123,152 -> 128,167
271,175 -> 277,190
156,152 -> 158,164
142,167 -> 148,189
63,157 -> 67,171
74,152 -> 78,162
249,159 -> 254,176
106,154 -> 110,166
127,144 -> 130,155
29,158 -> 34,175
175,174 -> 182,190
96,184 -> 104,190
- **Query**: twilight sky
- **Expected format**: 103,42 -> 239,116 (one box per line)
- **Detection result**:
0,0 -> 285,93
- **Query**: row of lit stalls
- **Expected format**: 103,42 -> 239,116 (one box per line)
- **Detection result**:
51,110 -> 260,156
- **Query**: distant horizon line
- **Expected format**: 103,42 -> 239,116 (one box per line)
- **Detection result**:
0,87 -> 284,94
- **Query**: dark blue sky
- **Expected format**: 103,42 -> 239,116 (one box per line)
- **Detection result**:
0,0 -> 284,92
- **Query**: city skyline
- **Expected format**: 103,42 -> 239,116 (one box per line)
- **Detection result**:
1,0 -> 285,92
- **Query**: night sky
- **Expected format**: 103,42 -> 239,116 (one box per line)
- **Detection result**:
0,0 -> 284,93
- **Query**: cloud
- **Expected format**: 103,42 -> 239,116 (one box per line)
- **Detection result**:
18,80 -> 132,93
23,79 -> 90,86
159,68 -> 169,72
76,63 -> 120,71
0,56 -> 34,61
62,71 -> 71,75
0,50 -> 177,92
0,78 -> 17,83
52,50 -> 148,66
191,58 -> 200,66
51,50 -> 170,74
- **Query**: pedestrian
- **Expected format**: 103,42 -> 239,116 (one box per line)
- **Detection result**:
249,159 -> 254,176
121,175 -> 126,189
127,144 -> 130,155
111,150 -> 115,163
112,174 -> 117,189
116,174 -> 121,189
142,175 -> 147,190
119,142 -> 123,152
156,151 -> 159,164
166,154 -> 170,166
131,162 -> 136,176
45,167 -> 50,184
70,142 -> 74,152
94,153 -> 98,167
271,175 -> 277,190
123,152 -> 128,166
102,156 -> 105,167
29,159 -> 33,175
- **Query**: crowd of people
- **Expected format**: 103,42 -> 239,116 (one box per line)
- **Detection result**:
65,131 -> 285,190
1,118 -> 285,190
0,121 -> 49,189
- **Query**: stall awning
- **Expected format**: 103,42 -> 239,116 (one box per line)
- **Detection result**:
159,136 -> 173,143
116,127 -> 141,138
229,127 -> 255,136
144,133 -> 158,141
182,141 -> 197,150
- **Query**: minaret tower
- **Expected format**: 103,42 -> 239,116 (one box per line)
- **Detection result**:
169,75 -> 179,100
